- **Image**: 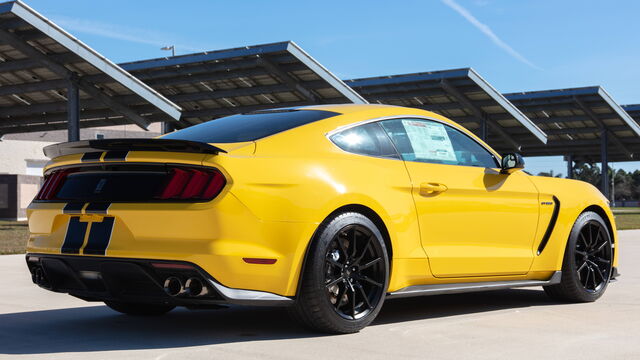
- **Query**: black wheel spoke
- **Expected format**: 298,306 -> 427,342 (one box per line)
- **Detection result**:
350,286 -> 357,318
325,276 -> 344,288
579,233 -> 589,249
334,285 -> 347,310
360,257 -> 382,271
592,263 -> 606,283
361,276 -> 383,288
595,257 -> 611,264
577,261 -> 587,273
583,267 -> 591,288
589,241 -> 607,255
357,285 -> 373,310
327,258 -> 343,269
353,236 -> 373,266
337,234 -> 349,258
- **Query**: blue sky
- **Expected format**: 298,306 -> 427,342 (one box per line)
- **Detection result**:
22,0 -> 640,175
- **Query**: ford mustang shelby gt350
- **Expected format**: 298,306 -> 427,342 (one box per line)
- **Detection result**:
26,104 -> 618,333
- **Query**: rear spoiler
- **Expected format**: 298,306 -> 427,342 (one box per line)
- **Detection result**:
43,138 -> 227,159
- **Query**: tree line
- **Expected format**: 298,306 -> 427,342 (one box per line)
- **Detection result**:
537,163 -> 640,201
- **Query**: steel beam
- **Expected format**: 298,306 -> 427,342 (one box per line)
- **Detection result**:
0,28 -> 151,130
440,78 -> 520,150
574,96 -> 634,159
67,80 -> 79,141
257,56 -> 319,102
0,52 -> 79,73
0,78 -> 67,96
0,105 -> 169,128
183,100 -> 310,119
0,81 -> 330,118
0,117 -> 130,136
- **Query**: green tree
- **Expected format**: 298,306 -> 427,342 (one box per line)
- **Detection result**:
573,162 -> 600,186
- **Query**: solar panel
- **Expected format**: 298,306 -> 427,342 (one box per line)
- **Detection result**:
345,68 -> 547,154
506,87 -> 640,162
0,0 -> 181,136
118,41 -> 367,127
622,104 -> 640,124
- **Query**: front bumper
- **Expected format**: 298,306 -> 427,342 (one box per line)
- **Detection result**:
26,254 -> 293,307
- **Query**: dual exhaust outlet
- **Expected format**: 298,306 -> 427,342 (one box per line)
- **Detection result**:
163,276 -> 208,297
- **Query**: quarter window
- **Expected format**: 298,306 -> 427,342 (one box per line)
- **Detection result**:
380,118 -> 498,168
330,122 -> 399,159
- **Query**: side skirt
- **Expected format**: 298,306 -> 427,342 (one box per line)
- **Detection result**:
386,271 -> 562,299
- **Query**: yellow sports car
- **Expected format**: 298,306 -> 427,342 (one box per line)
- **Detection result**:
26,104 -> 618,333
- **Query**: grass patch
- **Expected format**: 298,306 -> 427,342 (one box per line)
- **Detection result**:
0,220 -> 28,255
613,213 -> 640,230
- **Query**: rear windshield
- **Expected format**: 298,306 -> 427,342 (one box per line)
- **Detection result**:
162,109 -> 339,143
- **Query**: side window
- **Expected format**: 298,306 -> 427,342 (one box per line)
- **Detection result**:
380,118 -> 498,168
330,122 -> 399,159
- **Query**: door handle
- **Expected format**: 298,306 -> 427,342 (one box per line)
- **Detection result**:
420,182 -> 448,195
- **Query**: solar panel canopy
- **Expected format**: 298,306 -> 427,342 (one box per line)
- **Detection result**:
506,87 -> 640,162
119,41 -> 367,127
0,0 -> 181,136
345,68 -> 547,154
622,104 -> 640,124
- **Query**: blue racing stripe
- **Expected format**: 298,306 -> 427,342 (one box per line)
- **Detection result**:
61,217 -> 88,254
83,217 -> 115,256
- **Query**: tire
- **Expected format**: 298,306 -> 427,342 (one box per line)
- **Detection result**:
543,211 -> 613,302
104,301 -> 175,316
290,212 -> 390,334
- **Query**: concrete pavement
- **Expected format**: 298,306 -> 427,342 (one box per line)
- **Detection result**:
0,231 -> 638,359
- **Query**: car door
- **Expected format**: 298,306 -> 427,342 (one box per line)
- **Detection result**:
380,118 -> 540,278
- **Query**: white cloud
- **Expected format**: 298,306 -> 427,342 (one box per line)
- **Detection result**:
441,0 -> 541,70
51,16 -> 203,53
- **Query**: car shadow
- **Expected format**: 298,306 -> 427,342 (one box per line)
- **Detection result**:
0,288 -> 561,355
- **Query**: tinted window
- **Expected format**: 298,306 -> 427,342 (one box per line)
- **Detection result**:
330,122 -> 399,159
162,109 -> 339,143
380,118 -> 498,168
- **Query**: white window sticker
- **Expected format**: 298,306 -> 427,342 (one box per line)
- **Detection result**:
402,120 -> 457,162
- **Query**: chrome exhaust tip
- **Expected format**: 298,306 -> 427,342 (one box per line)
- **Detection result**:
185,277 -> 207,297
33,267 -> 45,286
163,276 -> 184,296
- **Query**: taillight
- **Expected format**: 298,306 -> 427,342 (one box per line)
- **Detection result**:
35,169 -> 72,200
156,167 -> 226,201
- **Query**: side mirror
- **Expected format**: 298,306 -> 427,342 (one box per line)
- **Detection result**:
501,153 -> 525,174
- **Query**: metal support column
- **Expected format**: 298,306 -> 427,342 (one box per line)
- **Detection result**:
600,129 -> 610,199
162,122 -> 174,134
480,114 -> 488,142
67,80 -> 80,142
566,154 -> 574,179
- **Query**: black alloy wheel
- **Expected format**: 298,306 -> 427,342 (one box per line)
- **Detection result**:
574,220 -> 612,292
324,224 -> 386,320
544,211 -> 613,302
291,212 -> 389,334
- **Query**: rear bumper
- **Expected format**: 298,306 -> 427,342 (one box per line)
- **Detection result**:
26,254 -> 293,306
